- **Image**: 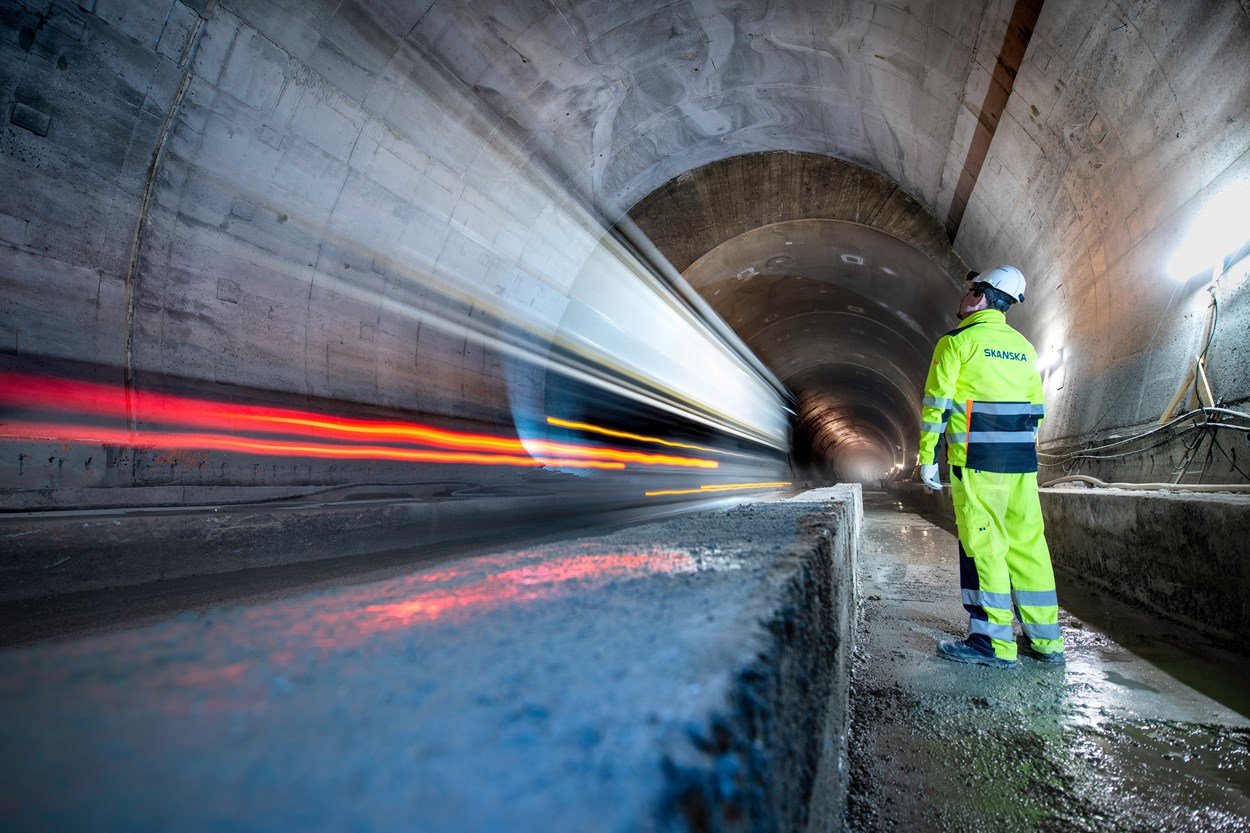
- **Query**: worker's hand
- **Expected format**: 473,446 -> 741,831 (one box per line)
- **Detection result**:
920,463 -> 941,491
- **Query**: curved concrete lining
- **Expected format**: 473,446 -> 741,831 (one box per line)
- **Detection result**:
676,216 -> 955,475
2,2 -> 1248,515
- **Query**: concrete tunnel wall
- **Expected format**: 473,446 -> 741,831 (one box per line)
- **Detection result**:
1,0 -> 791,513
2,1 -> 1250,594
2,0 -> 565,502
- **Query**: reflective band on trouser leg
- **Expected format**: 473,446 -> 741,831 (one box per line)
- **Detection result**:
950,470 -> 1017,660
1005,472 -> 1064,656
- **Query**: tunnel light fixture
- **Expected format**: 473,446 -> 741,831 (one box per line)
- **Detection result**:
841,254 -> 864,265
1036,349 -> 1062,372
1167,180 -> 1250,281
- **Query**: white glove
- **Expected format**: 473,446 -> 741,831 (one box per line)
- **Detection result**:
920,463 -> 941,491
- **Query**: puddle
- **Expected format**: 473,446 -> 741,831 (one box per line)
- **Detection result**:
1057,576 -> 1250,720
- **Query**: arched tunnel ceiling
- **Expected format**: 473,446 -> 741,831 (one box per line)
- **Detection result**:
626,152 -> 970,475
421,0 -> 1005,216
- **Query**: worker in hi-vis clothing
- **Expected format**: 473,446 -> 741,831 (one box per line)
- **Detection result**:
918,265 -> 1065,668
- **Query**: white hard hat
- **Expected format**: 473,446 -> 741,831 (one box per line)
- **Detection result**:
974,265 -> 1026,304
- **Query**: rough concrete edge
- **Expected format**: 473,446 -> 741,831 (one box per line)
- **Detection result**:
653,487 -> 861,833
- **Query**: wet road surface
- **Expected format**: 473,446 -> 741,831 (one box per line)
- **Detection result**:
847,490 -> 1250,831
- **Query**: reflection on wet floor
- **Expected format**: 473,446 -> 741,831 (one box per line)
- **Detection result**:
1056,577 -> 1250,721
324,548 -> 697,631
848,491 -> 1250,831
0,544 -> 700,716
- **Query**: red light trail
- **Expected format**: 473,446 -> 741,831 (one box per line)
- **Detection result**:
0,372 -> 717,470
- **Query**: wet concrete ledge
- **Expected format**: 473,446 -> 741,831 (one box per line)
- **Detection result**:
0,490 -> 605,602
887,482 -> 1250,646
0,487 -> 861,832
0,480 -> 774,602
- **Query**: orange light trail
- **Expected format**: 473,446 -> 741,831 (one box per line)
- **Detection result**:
251,415 -> 717,468
0,372 -> 717,469
546,415 -> 747,457
644,481 -> 792,497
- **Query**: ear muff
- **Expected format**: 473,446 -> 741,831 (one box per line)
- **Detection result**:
980,284 -> 1015,312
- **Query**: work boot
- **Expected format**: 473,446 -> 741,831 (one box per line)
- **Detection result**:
937,639 -> 1017,669
1019,643 -> 1065,664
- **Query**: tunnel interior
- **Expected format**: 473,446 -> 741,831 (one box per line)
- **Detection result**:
1,0 -> 1248,526
3,4 -> 1250,828
687,215 -> 947,482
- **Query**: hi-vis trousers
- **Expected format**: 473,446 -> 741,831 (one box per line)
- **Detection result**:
950,466 -> 1064,661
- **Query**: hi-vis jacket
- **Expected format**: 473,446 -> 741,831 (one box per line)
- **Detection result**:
918,309 -> 1045,473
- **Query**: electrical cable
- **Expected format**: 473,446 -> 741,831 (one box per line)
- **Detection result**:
1199,283 -> 1220,363
1036,244 -> 1250,481
1054,254 -> 1241,460
1040,474 -> 1250,493
1037,407 -> 1250,461
1039,419 -> 1250,464
1210,432 -> 1250,481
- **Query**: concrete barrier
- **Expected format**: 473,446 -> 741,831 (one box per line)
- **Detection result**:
887,481 -> 1250,646
0,487 -> 860,831
1040,488 -> 1250,644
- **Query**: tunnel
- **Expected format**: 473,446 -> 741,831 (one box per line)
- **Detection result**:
2,1 -> 1249,830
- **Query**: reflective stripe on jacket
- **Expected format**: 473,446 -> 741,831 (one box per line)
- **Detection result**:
918,309 -> 1044,473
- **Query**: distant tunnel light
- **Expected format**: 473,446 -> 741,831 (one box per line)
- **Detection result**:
1167,180 -> 1250,280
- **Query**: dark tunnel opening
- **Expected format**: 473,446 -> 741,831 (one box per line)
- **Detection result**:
629,156 -> 968,483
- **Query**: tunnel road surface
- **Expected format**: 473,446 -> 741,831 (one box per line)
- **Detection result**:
848,490 -> 1250,831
